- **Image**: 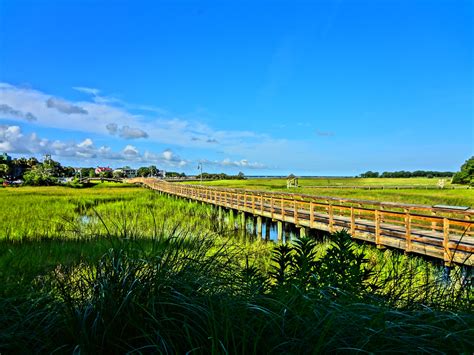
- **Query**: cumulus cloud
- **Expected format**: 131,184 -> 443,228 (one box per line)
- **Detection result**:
0,104 -> 37,121
123,144 -> 139,157
220,158 -> 266,169
0,82 -> 281,168
77,138 -> 93,148
46,97 -> 88,115
0,124 -> 48,153
143,149 -> 188,167
0,124 -> 191,167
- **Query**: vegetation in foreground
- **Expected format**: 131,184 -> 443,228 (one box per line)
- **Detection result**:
0,185 -> 473,353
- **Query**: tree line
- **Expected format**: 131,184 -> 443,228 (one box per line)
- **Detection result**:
0,154 -> 246,186
359,156 -> 473,186
359,170 -> 455,178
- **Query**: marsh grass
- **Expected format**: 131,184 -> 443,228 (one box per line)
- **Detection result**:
186,178 -> 474,206
0,185 -> 473,353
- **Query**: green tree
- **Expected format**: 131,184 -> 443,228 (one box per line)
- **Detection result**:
0,164 -> 10,178
23,165 -> 58,186
360,171 -> 379,178
113,170 -> 124,178
99,170 -> 113,178
452,156 -> 474,185
137,167 -> 150,177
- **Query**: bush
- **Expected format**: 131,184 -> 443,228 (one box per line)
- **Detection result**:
452,156 -> 474,185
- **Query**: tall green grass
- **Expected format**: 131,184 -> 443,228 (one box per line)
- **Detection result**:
0,185 -> 472,353
1,232 -> 472,353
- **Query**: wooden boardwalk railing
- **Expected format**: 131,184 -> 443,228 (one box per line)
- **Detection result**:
129,178 -> 474,266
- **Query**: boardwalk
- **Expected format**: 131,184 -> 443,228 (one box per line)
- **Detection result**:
129,178 -> 474,266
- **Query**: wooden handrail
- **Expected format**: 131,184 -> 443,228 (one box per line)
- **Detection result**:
128,178 -> 474,266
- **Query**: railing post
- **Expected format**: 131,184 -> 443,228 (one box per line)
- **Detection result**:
443,218 -> 452,265
252,195 -> 255,214
405,211 -> 411,252
375,210 -> 381,247
281,198 -> 285,221
271,197 -> 274,219
328,204 -> 334,233
294,200 -> 298,225
431,211 -> 437,232
350,206 -> 355,236
310,202 -> 314,228
260,195 -> 264,214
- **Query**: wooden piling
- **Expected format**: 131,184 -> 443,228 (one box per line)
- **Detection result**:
265,218 -> 271,241
257,216 -> 262,238
277,221 -> 283,242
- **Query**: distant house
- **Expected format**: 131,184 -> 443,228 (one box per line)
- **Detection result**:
113,168 -> 137,178
95,166 -> 113,175
157,169 -> 166,178
123,168 -> 137,178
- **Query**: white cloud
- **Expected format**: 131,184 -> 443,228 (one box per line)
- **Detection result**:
73,86 -> 100,96
77,138 -> 93,148
123,144 -> 139,157
0,124 -> 191,167
0,82 -> 270,149
0,83 -> 293,170
199,157 -> 267,170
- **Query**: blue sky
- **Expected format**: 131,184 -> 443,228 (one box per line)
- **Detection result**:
0,0 -> 472,175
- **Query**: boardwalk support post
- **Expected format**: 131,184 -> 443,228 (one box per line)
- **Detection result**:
300,227 -> 307,238
218,206 -> 223,228
265,219 -> 271,241
240,212 -> 246,236
229,209 -> 235,230
277,221 -> 283,242
257,216 -> 262,239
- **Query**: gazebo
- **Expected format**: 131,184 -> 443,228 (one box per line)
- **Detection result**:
286,174 -> 298,188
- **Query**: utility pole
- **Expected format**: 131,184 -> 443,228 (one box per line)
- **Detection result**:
198,163 -> 203,183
